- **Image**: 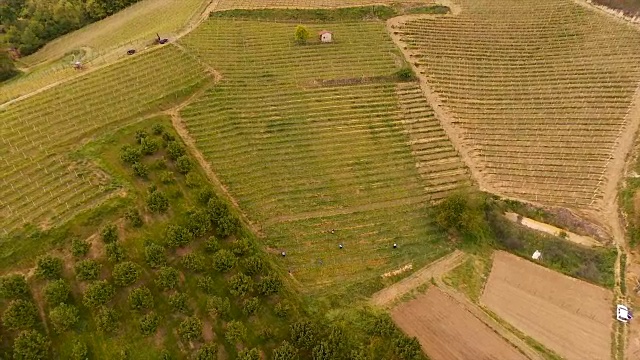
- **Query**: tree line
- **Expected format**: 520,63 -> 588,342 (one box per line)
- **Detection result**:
1,0 -> 143,56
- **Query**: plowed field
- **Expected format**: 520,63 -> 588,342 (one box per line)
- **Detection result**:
481,251 -> 614,360
391,286 -> 528,360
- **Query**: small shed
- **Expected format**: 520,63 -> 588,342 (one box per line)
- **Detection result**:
319,30 -> 333,43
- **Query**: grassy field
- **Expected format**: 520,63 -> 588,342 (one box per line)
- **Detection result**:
396,0 -> 640,211
0,45 -> 209,235
178,17 -> 467,296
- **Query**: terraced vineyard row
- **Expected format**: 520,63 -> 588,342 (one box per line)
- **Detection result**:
216,0 -> 434,10
0,46 -> 208,233
179,19 -> 467,291
395,0 -> 640,210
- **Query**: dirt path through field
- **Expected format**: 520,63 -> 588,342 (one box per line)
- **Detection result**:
370,250 -> 464,307
504,212 -> 602,247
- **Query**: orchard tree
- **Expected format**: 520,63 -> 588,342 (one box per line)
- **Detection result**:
215,214 -> 239,238
273,341 -> 299,360
35,255 -> 63,279
2,300 -> 38,330
180,253 -> 205,273
105,242 -> 126,263
258,274 -> 282,296
212,249 -> 236,272
139,312 -> 159,336
165,225 -> 193,248
151,124 -> 164,135
197,276 -> 215,295
135,130 -> 148,144
175,156 -> 192,174
178,316 -> 202,342
0,274 -> 29,299
168,292 -> 189,313
95,306 -> 119,334
101,224 -> 118,243
193,343 -> 218,360
83,280 -> 115,308
74,259 -> 102,281
128,286 -> 154,311
204,236 -> 220,253
228,273 -> 252,297
13,330 -> 50,360
71,238 -> 91,258
238,348 -> 260,360
71,340 -> 89,360
206,296 -> 230,319
145,243 -> 167,268
290,320 -> 316,350
393,336 -> 423,360
295,25 -> 310,44
242,256 -> 264,276
224,321 -> 246,344
147,190 -> 169,213
132,162 -> 149,178
112,261 -> 142,287
166,141 -> 186,160
120,145 -> 142,164
49,304 -> 80,333
155,267 -> 179,290
140,137 -> 159,155
186,209 -> 211,237
43,279 -> 70,306
125,207 -> 143,228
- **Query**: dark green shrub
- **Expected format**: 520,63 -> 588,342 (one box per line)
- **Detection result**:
135,130 -> 148,144
162,132 -> 176,144
290,320 -> 316,350
228,273 -> 252,297
125,208 -> 143,228
193,343 -> 218,360
145,244 -> 166,268
393,336 -> 422,360
242,256 -> 264,276
105,242 -> 126,263
212,250 -> 236,272
2,300 -> 38,330
242,297 -> 259,316
273,341 -> 298,360
232,238 -> 253,257
155,267 -> 179,290
160,171 -> 176,184
83,281 -> 115,308
95,306 -> 119,334
204,236 -> 220,253
176,156 -> 193,174
151,124 -> 164,135
198,188 -> 216,205
178,316 -> 202,342
147,190 -> 169,213
165,225 -> 193,248
274,301 -> 290,318
216,214 -> 239,238
224,321 -> 245,344
258,274 -> 282,296
71,238 -> 91,258
49,304 -> 79,333
168,292 -> 189,313
101,224 -> 118,244
120,145 -> 142,164
139,312 -> 159,336
238,348 -> 260,360
112,261 -> 141,287
35,255 -> 63,279
132,162 -> 149,178
206,296 -> 230,319
71,340 -> 89,360
167,141 -> 186,160
13,330 -> 49,360
0,274 -> 29,299
186,209 -> 211,238
395,66 -> 416,81
43,279 -> 70,306
181,253 -> 205,273
128,286 -> 154,311
185,173 -> 202,188
140,137 -> 159,155
197,276 -> 216,295
75,259 -> 102,281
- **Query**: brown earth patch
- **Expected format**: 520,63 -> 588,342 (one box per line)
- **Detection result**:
391,286 -> 528,360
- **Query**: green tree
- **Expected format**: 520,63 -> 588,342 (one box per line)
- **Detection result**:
125,207 -> 143,228
128,286 -> 154,311
216,214 -> 239,238
140,137 -> 159,155
145,243 -> 166,268
197,276 -> 216,295
258,274 -> 282,296
35,255 -> 63,279
43,279 -> 70,306
295,25 -> 310,44
290,320 -> 316,350
71,238 -> 91,258
74,259 -> 102,281
273,341 -> 299,360
83,281 -> 115,308
120,145 -> 142,164
166,141 -> 186,160
176,156 -> 193,174
105,242 -> 126,263
204,236 -> 220,253
13,330 -> 49,360
139,312 -> 159,336
178,316 -> 202,342
112,261 -> 141,287
100,224 -> 118,243
49,304 -> 79,333
242,256 -> 264,276
224,321 -> 246,344
232,238 -> 253,257
151,124 -> 164,135
181,253 -> 205,273
160,171 -> 176,184
393,336 -> 423,360
95,306 -> 119,334
132,162 -> 149,178
165,225 -> 193,248
147,190 -> 169,213
193,343 -> 218,360
185,173 -> 202,188
2,300 -> 38,330
155,267 -> 179,290
434,191 -> 490,243
70,339 -> 89,360
135,130 -> 148,144
228,273 -> 252,297
206,296 -> 230,319
212,249 -> 236,272
186,209 -> 211,238
238,348 -> 260,360
0,274 -> 29,299
169,292 -> 189,313
242,297 -> 259,316
0,51 -> 19,82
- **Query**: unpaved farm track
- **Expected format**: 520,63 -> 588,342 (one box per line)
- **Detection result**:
482,252 -> 614,360
370,250 -> 464,307
391,286 -> 530,360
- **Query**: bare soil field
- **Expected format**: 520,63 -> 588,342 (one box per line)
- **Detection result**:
391,286 -> 528,360
482,251 -> 614,360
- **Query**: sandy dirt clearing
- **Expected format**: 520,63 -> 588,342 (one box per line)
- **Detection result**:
504,212 -> 602,247
482,251 -> 614,360
392,286 -> 529,360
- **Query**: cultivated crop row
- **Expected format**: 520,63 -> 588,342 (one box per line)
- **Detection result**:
0,46 -> 208,233
396,0 -> 640,209
215,0 -> 433,11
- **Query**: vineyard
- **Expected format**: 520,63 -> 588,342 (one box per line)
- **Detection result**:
0,0 -> 210,105
395,0 -> 640,210
216,0 -> 435,11
0,45 -> 208,234
178,19 -> 467,293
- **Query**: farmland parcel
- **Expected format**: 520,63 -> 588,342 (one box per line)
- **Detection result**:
481,251 -> 613,360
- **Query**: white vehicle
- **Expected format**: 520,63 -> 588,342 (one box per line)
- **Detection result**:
617,304 -> 633,323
